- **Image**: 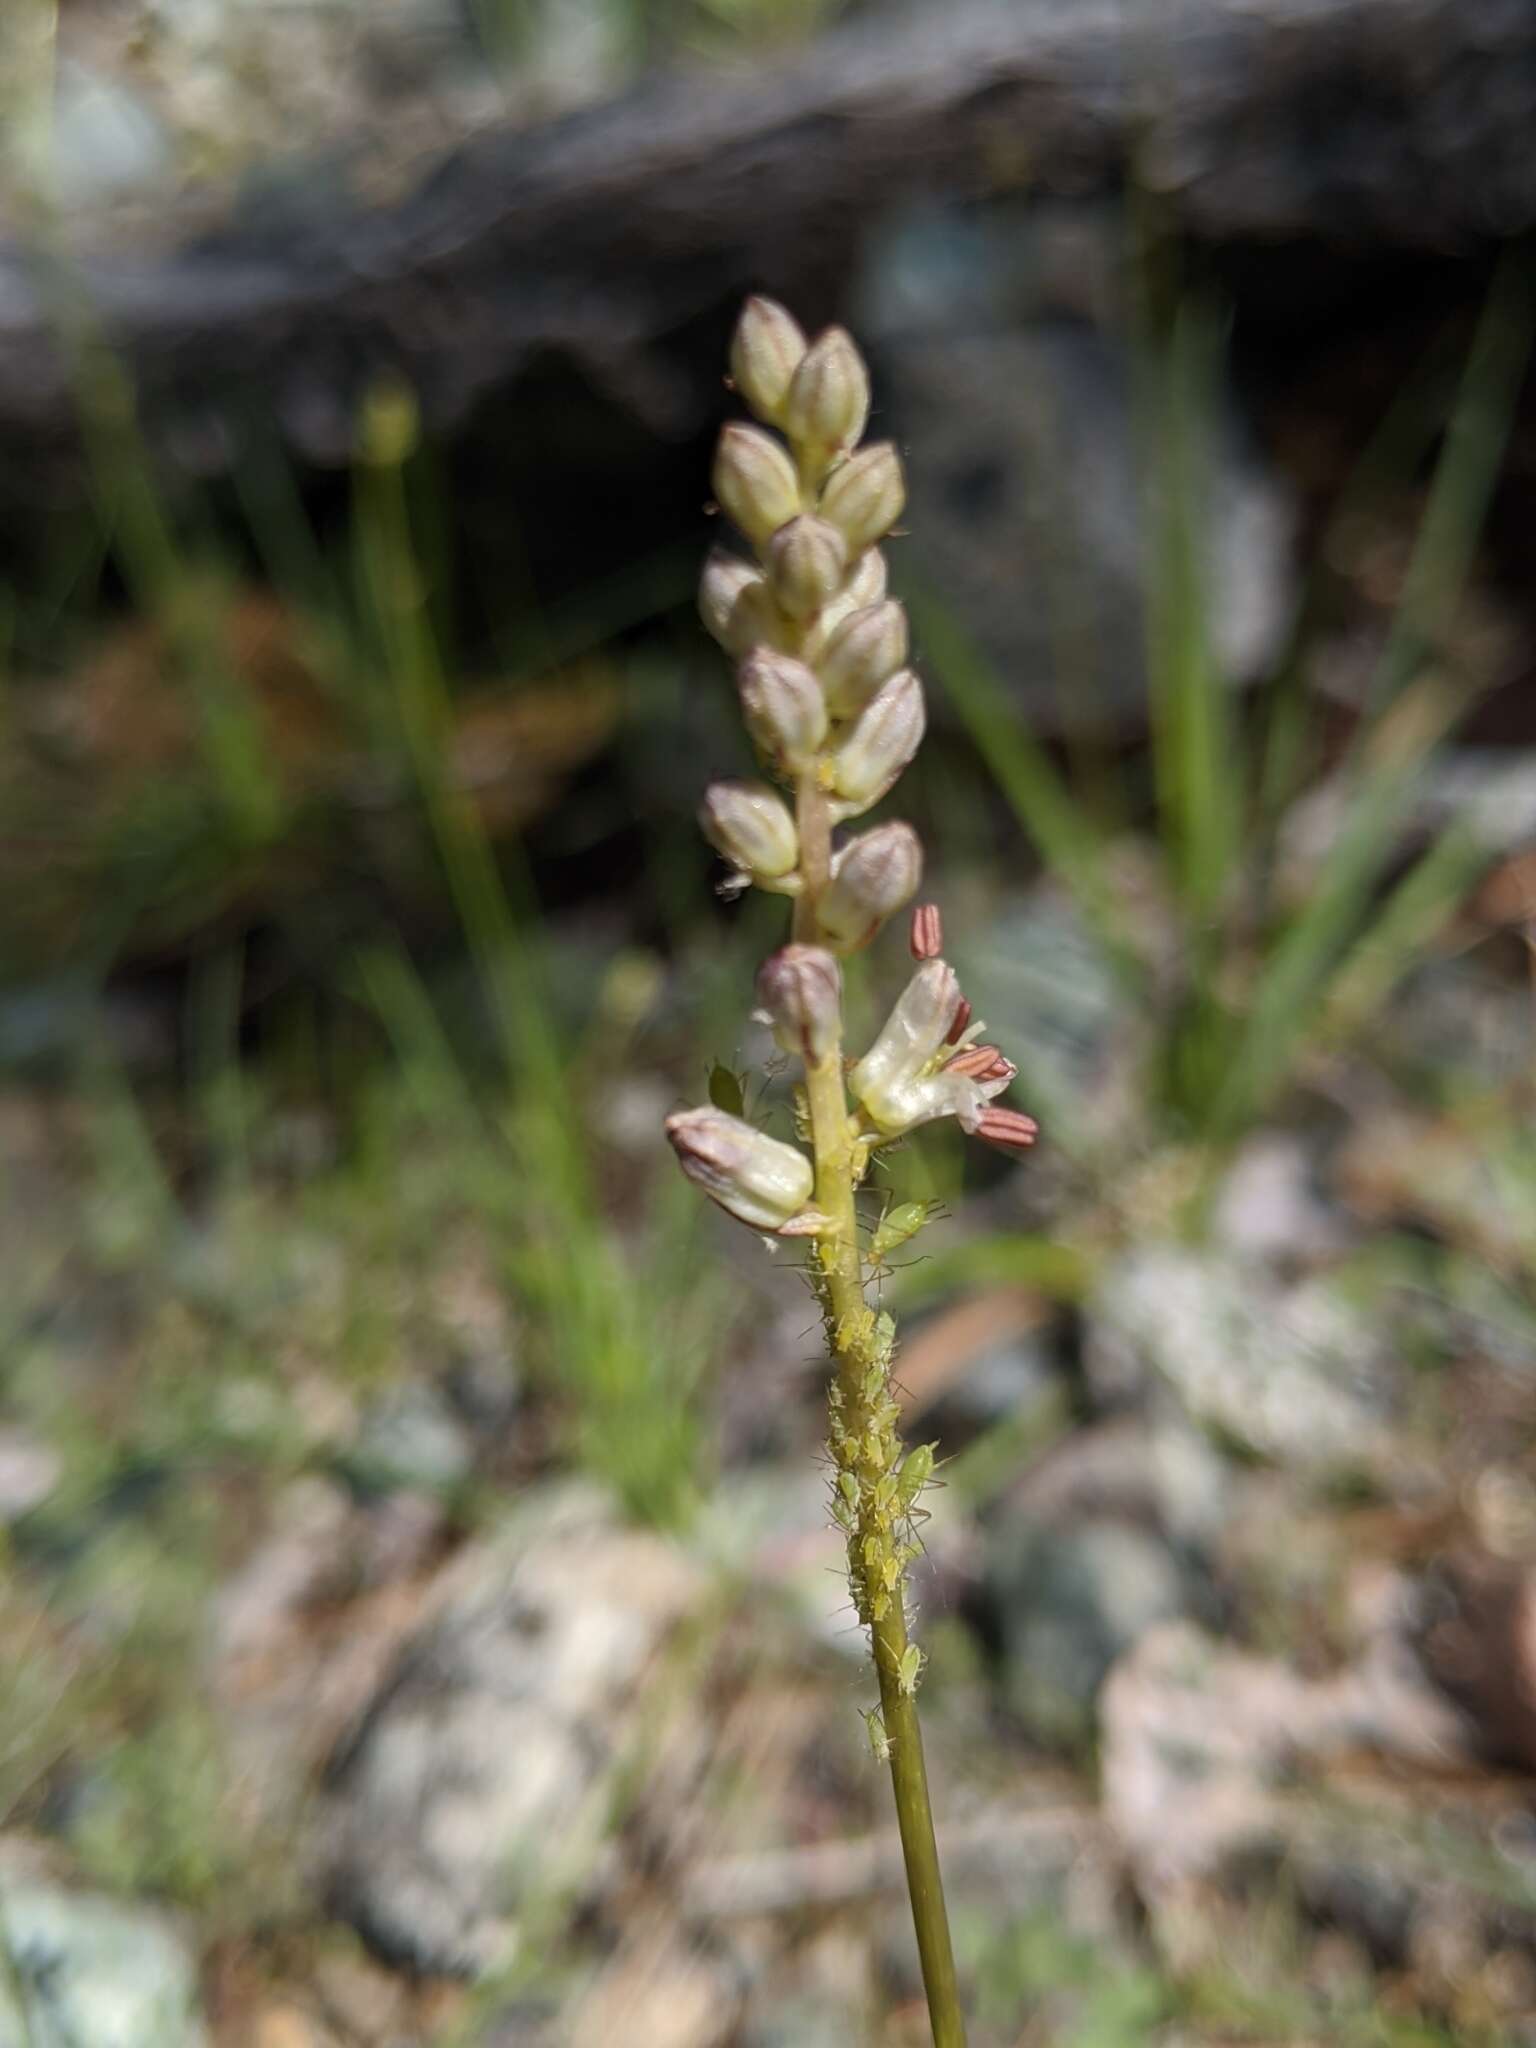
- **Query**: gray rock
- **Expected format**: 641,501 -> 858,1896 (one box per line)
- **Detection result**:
0,1877 -> 206,2048
0,1428 -> 60,1522
325,1484 -> 702,1975
1212,1133 -> 1350,1266
47,63 -> 174,208
1283,747 -> 1536,887
344,1381 -> 474,1496
1086,1246 -> 1391,1471
1005,1416 -> 1230,1551
986,1514 -> 1196,1741
1365,954 -> 1536,1093
1099,1612 -> 1483,1979
948,888 -> 1140,1142
912,1329 -> 1060,1440
858,201 -> 1295,735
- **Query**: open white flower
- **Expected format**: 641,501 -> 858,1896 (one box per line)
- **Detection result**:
849,959 -> 1013,1138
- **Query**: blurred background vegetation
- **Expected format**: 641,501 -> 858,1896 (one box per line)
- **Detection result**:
2,2 -> 1535,2044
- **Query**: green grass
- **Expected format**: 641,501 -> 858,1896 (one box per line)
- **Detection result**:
921,257 -> 1533,1154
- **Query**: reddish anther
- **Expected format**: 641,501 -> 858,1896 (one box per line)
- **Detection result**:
972,1106 -> 1039,1153
944,1043 -> 1005,1078
944,996 -> 972,1044
909,902 -> 943,960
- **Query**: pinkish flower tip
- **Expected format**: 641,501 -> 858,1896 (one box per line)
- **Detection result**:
944,1043 -> 1006,1080
909,902 -> 943,960
972,1106 -> 1039,1154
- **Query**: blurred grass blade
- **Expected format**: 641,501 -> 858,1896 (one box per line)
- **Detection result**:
1377,261 -> 1533,710
68,332 -> 287,848
890,1233 -> 1094,1312
1318,819 -> 1493,1047
188,943 -> 249,1187
1256,324 -> 1467,835
1218,260 -> 1532,1134
1220,682 -> 1461,1134
1143,303 -> 1240,928
351,377 -> 565,1099
908,586 -> 1139,981
354,941 -> 483,1141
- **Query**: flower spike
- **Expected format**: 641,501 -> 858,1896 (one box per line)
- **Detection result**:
674,299 -> 1033,2048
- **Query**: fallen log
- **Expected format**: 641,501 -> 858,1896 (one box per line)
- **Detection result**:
0,0 -> 1533,526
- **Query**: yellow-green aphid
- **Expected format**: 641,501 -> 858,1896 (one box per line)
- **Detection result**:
869,1199 -> 933,1261
863,1705 -> 893,1763
838,1470 -> 861,1515
874,1472 -> 899,1512
897,1642 -> 924,1696
896,1441 -> 936,1509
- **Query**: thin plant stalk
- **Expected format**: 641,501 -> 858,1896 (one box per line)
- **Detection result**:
668,300 -> 1039,2046
792,778 -> 966,2044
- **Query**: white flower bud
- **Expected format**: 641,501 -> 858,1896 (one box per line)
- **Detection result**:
712,423 -> 801,546
729,296 -> 807,425
755,944 -> 842,1063
830,668 -> 924,814
699,552 -> 762,652
816,820 -> 922,952
666,1106 -> 816,1232
738,646 -> 828,776
819,599 -> 909,718
765,515 -> 847,620
847,547 -> 888,607
819,441 -> 905,555
799,546 -> 889,667
699,779 -> 798,883
783,327 -> 870,458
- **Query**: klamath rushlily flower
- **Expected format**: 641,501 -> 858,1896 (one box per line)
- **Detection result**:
849,955 -> 1014,1139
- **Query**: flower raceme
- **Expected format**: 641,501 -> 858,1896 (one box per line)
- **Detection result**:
677,295 -> 1038,1191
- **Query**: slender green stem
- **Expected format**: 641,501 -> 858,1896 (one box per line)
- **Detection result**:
795,780 -> 966,2048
